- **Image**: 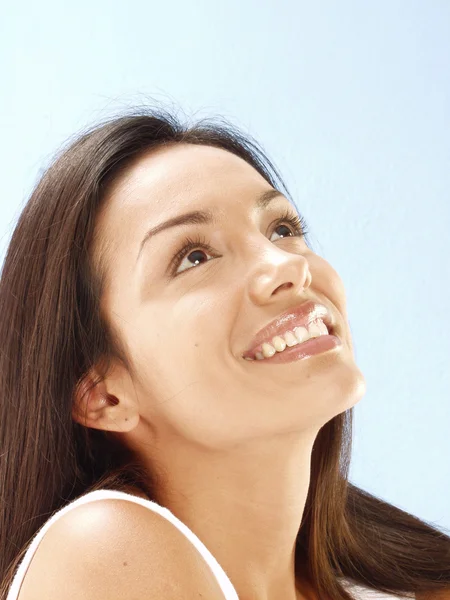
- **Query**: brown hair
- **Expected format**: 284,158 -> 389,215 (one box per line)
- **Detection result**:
0,105 -> 449,600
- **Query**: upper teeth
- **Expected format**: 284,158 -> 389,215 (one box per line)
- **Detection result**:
252,318 -> 329,360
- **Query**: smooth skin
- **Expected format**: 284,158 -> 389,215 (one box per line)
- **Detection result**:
21,143 -> 367,600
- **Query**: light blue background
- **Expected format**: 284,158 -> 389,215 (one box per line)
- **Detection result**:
1,1 -> 449,532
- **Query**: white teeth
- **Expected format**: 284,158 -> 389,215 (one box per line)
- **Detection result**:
254,318 -> 329,360
284,331 -> 298,347
271,335 -> 287,352
261,342 -> 276,358
293,326 -> 309,343
308,320 -> 328,339
316,320 -> 329,337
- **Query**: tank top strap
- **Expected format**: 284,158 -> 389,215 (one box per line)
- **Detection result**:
7,489 -> 239,600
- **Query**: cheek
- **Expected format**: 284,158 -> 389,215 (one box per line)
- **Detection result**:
133,322 -> 219,397
309,256 -> 353,351
133,332 -> 237,444
312,256 -> 349,319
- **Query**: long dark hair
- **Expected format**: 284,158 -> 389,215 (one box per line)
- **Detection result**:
1,106 -> 449,600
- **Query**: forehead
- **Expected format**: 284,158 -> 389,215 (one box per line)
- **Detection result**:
94,143 -> 276,296
106,143 -> 269,217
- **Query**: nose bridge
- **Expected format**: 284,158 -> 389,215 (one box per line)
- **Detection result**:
244,238 -> 312,304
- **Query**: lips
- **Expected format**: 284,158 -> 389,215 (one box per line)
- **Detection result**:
242,300 -> 334,359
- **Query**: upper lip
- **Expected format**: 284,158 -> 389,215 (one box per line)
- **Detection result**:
242,299 -> 335,359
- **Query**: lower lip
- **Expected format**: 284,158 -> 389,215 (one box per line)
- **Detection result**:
248,334 -> 342,364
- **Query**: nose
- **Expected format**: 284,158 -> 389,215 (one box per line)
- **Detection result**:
246,246 -> 312,306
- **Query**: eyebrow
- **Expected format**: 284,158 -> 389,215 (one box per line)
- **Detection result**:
136,188 -> 286,264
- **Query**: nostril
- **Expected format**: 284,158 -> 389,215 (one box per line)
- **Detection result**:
274,282 -> 294,294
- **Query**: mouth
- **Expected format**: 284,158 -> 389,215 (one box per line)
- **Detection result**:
242,318 -> 340,362
247,331 -> 342,364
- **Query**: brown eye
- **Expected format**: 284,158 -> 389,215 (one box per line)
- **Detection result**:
271,211 -> 309,240
169,234 -> 216,276
169,209 -> 309,278
271,223 -> 296,239
178,248 -> 210,271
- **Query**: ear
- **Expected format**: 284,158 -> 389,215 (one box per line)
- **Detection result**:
72,373 -> 139,433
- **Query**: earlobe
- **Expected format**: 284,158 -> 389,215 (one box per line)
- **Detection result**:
72,377 -> 138,433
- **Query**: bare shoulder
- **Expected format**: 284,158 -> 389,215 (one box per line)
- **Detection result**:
18,495 -> 225,600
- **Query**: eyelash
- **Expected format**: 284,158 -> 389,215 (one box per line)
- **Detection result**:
169,209 -> 310,277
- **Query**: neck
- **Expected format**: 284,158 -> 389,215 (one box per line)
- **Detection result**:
135,429 -> 318,600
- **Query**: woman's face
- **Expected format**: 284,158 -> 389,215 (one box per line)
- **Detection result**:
95,143 -> 366,450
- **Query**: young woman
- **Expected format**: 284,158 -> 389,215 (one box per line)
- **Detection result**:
0,108 -> 448,600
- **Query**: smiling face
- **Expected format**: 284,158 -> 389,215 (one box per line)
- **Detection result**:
93,142 -> 366,450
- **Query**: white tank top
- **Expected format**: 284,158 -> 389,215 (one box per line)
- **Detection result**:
6,489 -> 416,600
6,489 -> 239,600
